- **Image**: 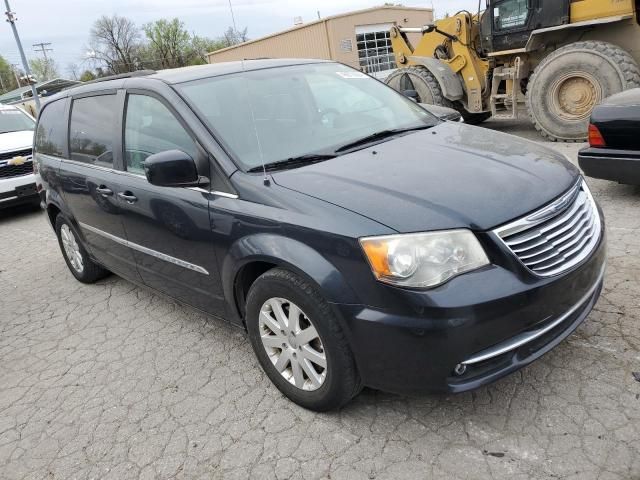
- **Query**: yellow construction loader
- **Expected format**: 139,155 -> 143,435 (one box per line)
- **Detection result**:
385,0 -> 640,141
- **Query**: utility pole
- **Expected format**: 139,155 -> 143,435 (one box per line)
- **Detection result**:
33,41 -> 53,80
4,0 -> 40,109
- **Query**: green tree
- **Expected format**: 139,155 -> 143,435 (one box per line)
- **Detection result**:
79,70 -> 96,82
189,35 -> 226,65
143,18 -> 192,69
0,55 -> 19,93
29,58 -> 60,82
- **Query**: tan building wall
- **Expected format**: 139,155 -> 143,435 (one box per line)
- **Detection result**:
207,6 -> 432,71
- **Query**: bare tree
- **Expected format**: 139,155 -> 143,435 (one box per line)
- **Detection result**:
89,15 -> 141,74
67,62 -> 80,80
221,26 -> 248,48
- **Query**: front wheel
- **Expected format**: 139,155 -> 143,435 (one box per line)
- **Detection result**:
246,268 -> 361,411
526,41 -> 640,142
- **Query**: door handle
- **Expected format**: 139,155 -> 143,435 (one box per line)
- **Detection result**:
95,186 -> 113,196
117,191 -> 138,204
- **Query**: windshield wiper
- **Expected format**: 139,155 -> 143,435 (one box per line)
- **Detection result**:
334,125 -> 434,153
247,153 -> 337,173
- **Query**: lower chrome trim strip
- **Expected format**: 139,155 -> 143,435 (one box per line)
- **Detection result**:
461,264 -> 605,366
79,222 -> 209,275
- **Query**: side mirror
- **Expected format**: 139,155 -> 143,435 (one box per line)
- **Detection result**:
402,89 -> 420,102
143,150 -> 204,187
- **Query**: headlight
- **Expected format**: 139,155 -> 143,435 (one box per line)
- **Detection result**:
360,229 -> 490,288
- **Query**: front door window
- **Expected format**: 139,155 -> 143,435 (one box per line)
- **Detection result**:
124,94 -> 198,175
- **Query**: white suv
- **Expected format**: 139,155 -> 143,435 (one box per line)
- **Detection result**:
0,104 -> 38,209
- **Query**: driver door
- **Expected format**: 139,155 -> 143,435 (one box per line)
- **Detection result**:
116,92 -> 226,315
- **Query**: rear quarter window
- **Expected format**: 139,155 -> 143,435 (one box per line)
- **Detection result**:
35,99 -> 67,157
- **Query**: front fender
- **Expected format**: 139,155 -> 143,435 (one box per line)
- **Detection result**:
222,233 -> 360,319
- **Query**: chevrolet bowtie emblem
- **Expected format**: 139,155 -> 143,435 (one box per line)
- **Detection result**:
8,156 -> 26,166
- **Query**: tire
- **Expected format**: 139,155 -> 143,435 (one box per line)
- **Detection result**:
385,65 -> 456,107
460,111 -> 492,125
526,41 -> 640,142
386,66 -> 491,124
245,268 -> 362,411
55,215 -> 109,284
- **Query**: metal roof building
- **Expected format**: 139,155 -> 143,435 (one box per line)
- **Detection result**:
207,6 -> 433,77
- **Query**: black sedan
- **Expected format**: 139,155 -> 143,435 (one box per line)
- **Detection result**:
579,88 -> 640,185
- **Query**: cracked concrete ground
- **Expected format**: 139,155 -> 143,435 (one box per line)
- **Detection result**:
1,121 -> 640,480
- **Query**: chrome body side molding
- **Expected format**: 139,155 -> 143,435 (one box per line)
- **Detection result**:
79,222 -> 210,275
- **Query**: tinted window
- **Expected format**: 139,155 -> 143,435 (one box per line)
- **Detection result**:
35,100 -> 66,157
494,0 -> 529,30
69,95 -> 118,167
124,95 -> 197,175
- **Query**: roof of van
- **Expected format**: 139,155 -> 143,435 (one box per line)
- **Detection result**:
45,58 -> 333,103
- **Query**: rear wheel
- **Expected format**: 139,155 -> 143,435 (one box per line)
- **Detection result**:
55,215 -> 109,283
245,268 -> 361,411
526,41 -> 640,142
385,66 -> 491,124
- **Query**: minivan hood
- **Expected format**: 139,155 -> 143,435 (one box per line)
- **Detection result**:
272,122 -> 579,232
0,130 -> 33,153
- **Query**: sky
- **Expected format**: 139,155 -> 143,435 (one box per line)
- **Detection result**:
0,0 -> 478,78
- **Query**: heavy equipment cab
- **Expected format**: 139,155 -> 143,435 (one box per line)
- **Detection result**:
482,0 -> 570,53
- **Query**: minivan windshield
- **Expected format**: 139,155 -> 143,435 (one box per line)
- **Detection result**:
0,107 -> 35,134
176,63 -> 439,171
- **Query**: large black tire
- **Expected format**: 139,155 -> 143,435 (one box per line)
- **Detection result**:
460,111 -> 493,125
55,215 -> 110,284
245,268 -> 362,411
386,66 -> 491,125
386,65 -> 456,107
526,41 -> 640,142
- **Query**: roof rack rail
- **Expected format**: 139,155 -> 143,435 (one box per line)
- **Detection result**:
86,70 -> 156,84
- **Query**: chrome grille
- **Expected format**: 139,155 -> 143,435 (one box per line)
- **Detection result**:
495,180 -> 601,277
0,160 -> 33,178
0,148 -> 32,161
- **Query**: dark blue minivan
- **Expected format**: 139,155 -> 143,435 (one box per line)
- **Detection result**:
34,60 -> 606,410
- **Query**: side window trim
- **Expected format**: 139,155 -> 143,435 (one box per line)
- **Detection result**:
113,90 -> 126,171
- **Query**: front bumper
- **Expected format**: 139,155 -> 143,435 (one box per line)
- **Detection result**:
578,147 -> 640,185
0,174 -> 38,209
335,227 -> 606,395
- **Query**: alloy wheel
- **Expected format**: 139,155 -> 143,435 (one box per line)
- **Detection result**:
60,224 -> 84,274
258,297 -> 327,391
